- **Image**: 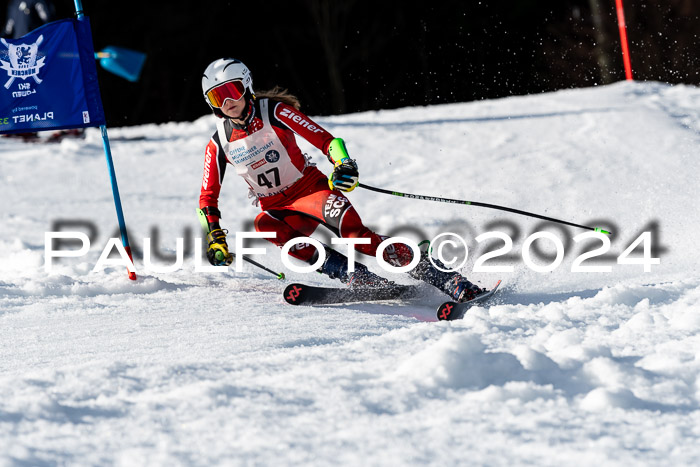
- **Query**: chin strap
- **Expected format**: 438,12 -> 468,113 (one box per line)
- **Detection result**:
228,93 -> 256,128
240,96 -> 255,125
211,92 -> 256,125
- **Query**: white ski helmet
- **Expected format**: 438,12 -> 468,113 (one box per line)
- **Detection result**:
202,58 -> 255,114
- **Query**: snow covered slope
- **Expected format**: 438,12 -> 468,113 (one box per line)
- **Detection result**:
1,81 -> 699,465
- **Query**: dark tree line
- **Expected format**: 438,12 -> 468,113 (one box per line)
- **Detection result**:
541,0 -> 699,88
2,0 -> 698,126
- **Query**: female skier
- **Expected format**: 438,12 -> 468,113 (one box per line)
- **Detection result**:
198,58 -> 484,302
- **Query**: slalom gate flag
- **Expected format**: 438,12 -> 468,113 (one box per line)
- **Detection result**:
0,17 -> 105,134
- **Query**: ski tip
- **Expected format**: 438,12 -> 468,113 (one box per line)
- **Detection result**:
485,280 -> 502,296
283,283 -> 306,305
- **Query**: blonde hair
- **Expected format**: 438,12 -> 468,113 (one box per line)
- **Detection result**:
255,86 -> 301,110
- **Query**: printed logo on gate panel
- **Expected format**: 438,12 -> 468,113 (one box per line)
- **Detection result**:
265,150 -> 280,163
1,35 -> 46,90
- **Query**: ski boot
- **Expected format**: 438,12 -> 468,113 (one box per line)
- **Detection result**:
318,247 -> 394,288
442,275 -> 486,303
408,241 -> 485,302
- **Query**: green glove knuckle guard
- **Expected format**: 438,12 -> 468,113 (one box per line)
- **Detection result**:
327,139 -> 359,192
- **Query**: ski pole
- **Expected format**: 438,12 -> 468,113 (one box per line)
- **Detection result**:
197,208 -> 285,279
358,183 -> 612,235
236,254 -> 285,280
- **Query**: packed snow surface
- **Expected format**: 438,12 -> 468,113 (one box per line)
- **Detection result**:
1,81 -> 700,465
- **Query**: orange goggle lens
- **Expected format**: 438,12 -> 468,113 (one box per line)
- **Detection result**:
206,80 -> 246,108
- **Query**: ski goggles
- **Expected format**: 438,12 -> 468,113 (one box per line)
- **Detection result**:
205,80 -> 246,108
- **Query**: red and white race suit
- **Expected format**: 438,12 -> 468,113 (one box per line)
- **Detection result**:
199,98 -> 412,266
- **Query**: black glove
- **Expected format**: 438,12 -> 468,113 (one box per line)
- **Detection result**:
206,229 -> 234,266
328,158 -> 359,192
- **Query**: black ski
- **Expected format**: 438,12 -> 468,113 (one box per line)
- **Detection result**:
436,280 -> 502,321
283,283 -> 419,306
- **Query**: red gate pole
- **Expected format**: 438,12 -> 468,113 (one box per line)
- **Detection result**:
615,0 -> 634,80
